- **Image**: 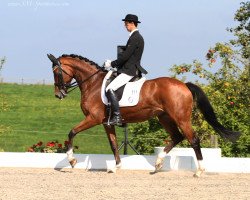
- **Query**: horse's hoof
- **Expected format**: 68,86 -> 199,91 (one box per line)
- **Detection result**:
150,171 -> 158,175
107,167 -> 117,173
155,162 -> 163,172
193,173 -> 200,178
155,156 -> 164,172
193,169 -> 205,178
153,166 -> 161,174
69,158 -> 77,168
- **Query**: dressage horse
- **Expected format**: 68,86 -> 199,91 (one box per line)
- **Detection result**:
47,54 -> 240,177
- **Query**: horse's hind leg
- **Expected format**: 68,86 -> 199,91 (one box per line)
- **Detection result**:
179,121 -> 205,177
155,114 -> 184,171
190,136 -> 204,177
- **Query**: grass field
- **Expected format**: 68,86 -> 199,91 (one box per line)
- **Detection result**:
0,83 -> 133,154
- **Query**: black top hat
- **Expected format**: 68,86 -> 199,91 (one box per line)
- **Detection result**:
122,14 -> 141,23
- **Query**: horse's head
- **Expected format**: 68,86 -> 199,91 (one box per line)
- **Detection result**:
47,54 -> 74,100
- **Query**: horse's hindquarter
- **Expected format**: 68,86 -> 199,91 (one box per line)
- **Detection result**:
121,77 -> 193,123
154,77 -> 193,104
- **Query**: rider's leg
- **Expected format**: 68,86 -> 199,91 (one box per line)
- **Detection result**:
106,89 -> 122,126
105,73 -> 133,126
106,73 -> 134,92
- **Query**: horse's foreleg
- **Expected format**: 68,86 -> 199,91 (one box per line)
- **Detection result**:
103,125 -> 121,173
66,130 -> 77,168
66,116 -> 99,168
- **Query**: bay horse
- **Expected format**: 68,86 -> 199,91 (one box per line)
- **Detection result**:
47,53 -> 240,177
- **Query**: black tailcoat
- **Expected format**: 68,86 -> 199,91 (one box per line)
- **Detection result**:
111,31 -> 147,76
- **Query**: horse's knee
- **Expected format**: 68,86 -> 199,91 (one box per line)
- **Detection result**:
110,143 -> 118,153
68,130 -> 76,141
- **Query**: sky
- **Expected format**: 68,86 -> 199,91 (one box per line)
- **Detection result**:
0,0 -> 244,84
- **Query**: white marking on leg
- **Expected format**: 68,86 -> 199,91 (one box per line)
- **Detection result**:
158,151 -> 167,159
67,148 -> 74,161
106,160 -> 119,173
197,160 -> 205,170
155,151 -> 166,171
116,162 -> 122,168
194,160 -> 205,177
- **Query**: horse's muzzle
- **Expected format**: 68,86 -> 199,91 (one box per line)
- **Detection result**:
55,89 -> 67,100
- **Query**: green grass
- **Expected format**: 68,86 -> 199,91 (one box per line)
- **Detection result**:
0,83 -> 134,154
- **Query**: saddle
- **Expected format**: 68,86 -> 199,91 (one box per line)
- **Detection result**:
101,71 -> 146,107
106,73 -> 140,101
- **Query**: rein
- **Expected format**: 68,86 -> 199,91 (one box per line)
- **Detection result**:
67,68 -> 102,94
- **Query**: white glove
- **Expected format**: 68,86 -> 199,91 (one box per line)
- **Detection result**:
104,59 -> 111,68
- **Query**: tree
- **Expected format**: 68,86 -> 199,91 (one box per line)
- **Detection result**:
129,118 -> 168,154
0,57 -> 5,76
228,1 -> 250,59
130,2 -> 249,157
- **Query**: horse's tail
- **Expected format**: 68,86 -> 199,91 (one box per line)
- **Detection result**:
185,82 -> 240,142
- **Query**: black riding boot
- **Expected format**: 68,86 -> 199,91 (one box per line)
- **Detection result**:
106,89 -> 122,126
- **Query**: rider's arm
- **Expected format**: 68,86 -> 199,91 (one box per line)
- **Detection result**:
111,36 -> 138,68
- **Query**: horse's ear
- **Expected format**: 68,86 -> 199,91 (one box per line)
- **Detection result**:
47,54 -> 60,66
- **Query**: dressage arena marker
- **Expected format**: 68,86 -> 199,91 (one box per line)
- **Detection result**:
0,148 -> 249,173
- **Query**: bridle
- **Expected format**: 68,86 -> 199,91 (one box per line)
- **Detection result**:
53,62 -> 102,94
53,64 -> 77,94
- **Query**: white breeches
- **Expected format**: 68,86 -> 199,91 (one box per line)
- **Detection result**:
106,73 -> 134,92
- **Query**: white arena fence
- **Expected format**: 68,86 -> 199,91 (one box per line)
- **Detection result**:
0,148 -> 249,173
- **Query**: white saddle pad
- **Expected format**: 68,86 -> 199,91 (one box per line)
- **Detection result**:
101,72 -> 146,107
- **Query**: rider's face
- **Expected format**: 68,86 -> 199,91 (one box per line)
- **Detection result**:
124,21 -> 135,32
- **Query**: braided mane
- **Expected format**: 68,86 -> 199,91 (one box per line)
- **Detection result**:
59,54 -> 102,70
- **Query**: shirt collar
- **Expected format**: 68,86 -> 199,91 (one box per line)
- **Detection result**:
129,29 -> 138,37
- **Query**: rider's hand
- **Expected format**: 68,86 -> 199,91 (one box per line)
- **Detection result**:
104,59 -> 111,68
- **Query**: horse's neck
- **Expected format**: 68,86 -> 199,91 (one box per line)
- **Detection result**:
73,63 -> 97,80
65,61 -> 94,83
71,63 -> 105,94
61,58 -> 105,99
79,72 -> 105,106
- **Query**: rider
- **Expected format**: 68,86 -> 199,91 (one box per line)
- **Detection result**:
104,14 -> 148,126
